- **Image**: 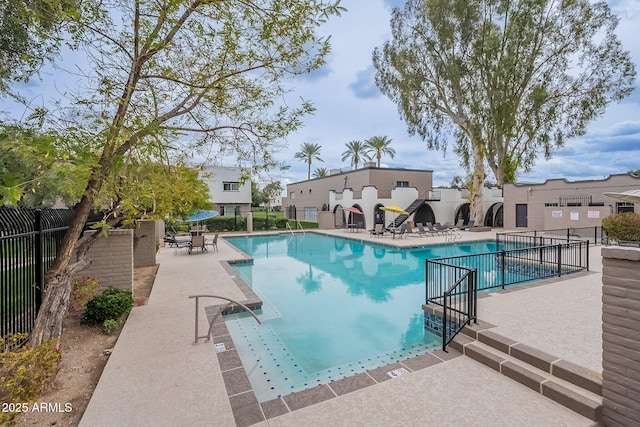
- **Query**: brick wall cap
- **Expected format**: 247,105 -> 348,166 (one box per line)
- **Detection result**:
602,247 -> 640,262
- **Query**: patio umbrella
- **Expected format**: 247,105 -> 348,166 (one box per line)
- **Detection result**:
603,189 -> 640,204
380,205 -> 408,228
380,205 -> 408,215
184,210 -> 219,230
344,206 -> 362,214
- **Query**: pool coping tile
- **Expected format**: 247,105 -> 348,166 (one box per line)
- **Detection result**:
328,372 -> 377,396
282,384 -> 336,411
261,398 -> 289,419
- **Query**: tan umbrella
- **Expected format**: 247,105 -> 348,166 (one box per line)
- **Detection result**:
604,190 -> 640,204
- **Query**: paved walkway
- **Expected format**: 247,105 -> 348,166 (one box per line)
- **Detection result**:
81,229 -> 602,426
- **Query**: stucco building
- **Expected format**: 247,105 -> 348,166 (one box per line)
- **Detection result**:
503,173 -> 640,230
284,163 -> 504,230
200,166 -> 251,216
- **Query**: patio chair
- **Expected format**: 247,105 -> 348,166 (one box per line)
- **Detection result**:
369,223 -> 385,237
393,223 -> 409,239
206,233 -> 219,251
406,224 -> 423,237
189,235 -> 207,254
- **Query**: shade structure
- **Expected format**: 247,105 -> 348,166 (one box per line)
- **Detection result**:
185,209 -> 219,222
604,190 -> 640,204
344,206 -> 362,214
380,205 -> 408,215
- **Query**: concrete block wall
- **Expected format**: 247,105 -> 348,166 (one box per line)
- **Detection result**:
134,220 -> 157,267
601,247 -> 640,426
76,229 -> 133,292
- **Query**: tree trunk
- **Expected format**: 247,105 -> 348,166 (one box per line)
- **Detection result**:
469,149 -> 486,225
30,178 -> 102,347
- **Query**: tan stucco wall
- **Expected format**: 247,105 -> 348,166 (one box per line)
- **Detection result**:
283,166 -> 433,216
503,174 -> 640,229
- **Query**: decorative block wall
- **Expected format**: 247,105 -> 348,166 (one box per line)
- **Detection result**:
76,229 -> 133,292
134,220 -> 157,267
601,247 -> 640,426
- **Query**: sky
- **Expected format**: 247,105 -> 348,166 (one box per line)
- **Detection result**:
271,0 -> 640,188
3,0 -> 640,190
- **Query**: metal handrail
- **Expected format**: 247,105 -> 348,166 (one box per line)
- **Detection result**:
188,294 -> 261,344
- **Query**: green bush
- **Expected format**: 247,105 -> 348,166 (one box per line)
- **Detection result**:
81,287 -> 133,325
602,212 -> 640,242
0,334 -> 61,425
102,319 -> 120,335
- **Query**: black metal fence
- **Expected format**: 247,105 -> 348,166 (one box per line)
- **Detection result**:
426,233 -> 590,349
425,262 -> 477,350
1,209 -> 76,339
499,226 -> 606,246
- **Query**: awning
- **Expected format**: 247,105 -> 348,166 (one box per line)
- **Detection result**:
603,190 -> 640,204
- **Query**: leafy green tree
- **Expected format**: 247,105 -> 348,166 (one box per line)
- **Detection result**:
251,181 -> 267,207
373,0 -> 635,224
628,169 -> 640,177
0,124 -> 85,206
364,135 -> 395,168
263,181 -> 283,211
28,0 -> 343,346
0,0 -> 78,92
341,140 -> 370,170
295,142 -> 324,180
312,167 -> 329,178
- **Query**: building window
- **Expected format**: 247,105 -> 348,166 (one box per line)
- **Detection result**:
545,203 -> 559,207
397,181 -> 409,187
617,202 -> 634,214
290,192 -> 295,199
223,181 -> 239,191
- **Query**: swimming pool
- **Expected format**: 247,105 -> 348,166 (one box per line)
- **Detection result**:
224,233 -> 498,401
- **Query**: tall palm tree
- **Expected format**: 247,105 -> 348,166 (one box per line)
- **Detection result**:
294,142 -> 323,180
365,136 -> 395,168
341,140 -> 370,170
313,167 -> 329,178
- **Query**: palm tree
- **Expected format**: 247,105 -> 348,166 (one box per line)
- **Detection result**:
313,167 -> 329,178
341,140 -> 370,170
365,136 -> 395,168
294,142 -> 323,180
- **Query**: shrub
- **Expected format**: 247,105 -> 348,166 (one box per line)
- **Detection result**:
81,287 -> 133,325
102,319 -> 120,335
602,212 -> 640,242
0,334 -> 61,424
69,276 -> 100,312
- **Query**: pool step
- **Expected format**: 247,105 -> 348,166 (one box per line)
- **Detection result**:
451,326 -> 603,422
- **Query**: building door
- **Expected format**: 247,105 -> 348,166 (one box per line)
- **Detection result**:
515,204 -> 528,228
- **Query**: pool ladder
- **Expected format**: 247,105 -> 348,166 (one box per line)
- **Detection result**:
189,294 -> 261,345
285,220 -> 305,235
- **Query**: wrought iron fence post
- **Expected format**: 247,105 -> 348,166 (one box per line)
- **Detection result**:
500,250 -> 506,289
35,209 -> 43,310
557,243 -> 562,276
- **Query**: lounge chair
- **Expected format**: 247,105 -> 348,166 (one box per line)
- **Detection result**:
420,223 -> 441,236
370,223 -> 385,237
461,220 -> 475,230
392,224 -> 409,239
406,224 -> 423,237
206,233 -> 219,251
189,235 -> 207,254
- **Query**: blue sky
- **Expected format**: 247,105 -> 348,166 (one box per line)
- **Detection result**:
275,0 -> 640,187
2,0 -> 639,189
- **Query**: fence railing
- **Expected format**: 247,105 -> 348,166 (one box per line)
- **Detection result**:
425,262 -> 477,350
1,209 -> 76,340
1,208 -> 103,340
425,235 -> 589,350
498,226 -> 606,246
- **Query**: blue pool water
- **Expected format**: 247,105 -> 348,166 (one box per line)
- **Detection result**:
224,233 -> 497,401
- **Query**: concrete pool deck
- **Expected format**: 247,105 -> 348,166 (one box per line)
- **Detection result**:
80,229 -> 603,426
